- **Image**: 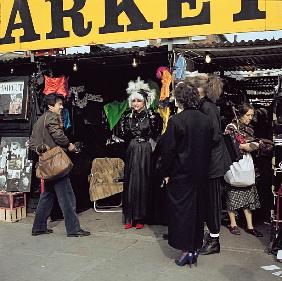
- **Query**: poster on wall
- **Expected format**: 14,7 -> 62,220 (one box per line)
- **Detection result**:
0,76 -> 29,120
0,137 -> 32,192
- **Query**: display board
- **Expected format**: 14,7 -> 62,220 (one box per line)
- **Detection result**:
0,76 -> 29,120
0,137 -> 32,192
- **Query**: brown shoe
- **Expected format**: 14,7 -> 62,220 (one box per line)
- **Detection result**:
228,225 -> 241,235
245,228 -> 263,237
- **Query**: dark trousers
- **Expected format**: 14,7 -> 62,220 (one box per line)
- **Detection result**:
206,177 -> 222,234
32,176 -> 81,235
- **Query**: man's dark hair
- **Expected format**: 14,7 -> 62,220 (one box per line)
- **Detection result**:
43,93 -> 64,109
174,82 -> 200,109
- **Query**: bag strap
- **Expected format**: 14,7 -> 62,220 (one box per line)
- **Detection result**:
42,114 -> 47,145
232,106 -> 240,132
35,114 -> 48,155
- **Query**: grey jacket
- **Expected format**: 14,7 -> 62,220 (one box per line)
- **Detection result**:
29,111 -> 69,152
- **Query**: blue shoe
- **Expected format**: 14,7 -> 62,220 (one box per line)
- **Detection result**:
175,252 -> 193,267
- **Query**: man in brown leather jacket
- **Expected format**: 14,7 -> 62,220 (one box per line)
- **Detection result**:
30,93 -> 90,237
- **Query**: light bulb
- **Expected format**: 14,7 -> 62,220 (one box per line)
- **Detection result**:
73,63 -> 78,71
132,58 -> 138,67
205,54 -> 211,64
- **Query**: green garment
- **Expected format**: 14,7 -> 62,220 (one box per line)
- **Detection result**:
104,100 -> 129,130
147,79 -> 160,110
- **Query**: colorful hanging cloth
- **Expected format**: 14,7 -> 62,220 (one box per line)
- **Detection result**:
43,75 -> 69,97
175,55 -> 187,80
104,100 -> 129,130
158,106 -> 171,134
62,108 -> 71,130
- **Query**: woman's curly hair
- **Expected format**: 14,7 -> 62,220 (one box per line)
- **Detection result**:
174,82 -> 200,109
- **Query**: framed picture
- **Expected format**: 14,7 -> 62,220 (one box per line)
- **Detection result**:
0,137 -> 32,192
0,76 -> 29,120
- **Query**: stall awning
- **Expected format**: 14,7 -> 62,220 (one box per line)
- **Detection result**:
173,38 -> 282,72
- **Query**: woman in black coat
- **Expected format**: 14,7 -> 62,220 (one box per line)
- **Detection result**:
187,75 -> 225,255
160,82 -> 212,267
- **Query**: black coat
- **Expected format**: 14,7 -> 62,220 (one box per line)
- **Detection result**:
161,108 -> 212,183
160,108 -> 212,251
199,97 -> 225,178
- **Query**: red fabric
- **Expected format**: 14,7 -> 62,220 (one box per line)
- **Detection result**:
43,76 -> 69,97
40,179 -> 45,193
235,133 -> 246,144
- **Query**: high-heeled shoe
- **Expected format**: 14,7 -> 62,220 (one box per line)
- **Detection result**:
175,252 -> 198,268
192,251 -> 198,267
175,252 -> 193,267
136,223 -> 144,229
124,223 -> 133,229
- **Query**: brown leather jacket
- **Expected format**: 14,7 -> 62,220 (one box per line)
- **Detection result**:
29,111 -> 69,152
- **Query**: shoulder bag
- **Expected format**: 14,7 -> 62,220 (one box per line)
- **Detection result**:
35,115 -> 73,181
223,108 -> 255,187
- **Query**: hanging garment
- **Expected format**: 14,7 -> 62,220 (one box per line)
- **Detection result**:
158,106 -> 171,134
147,79 -> 160,110
104,100 -> 129,130
175,55 -> 187,80
160,70 -> 172,101
62,108 -> 71,130
44,76 -> 69,97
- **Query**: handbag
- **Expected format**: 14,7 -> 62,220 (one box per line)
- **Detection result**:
224,153 -> 255,187
223,108 -> 255,187
35,115 -> 73,181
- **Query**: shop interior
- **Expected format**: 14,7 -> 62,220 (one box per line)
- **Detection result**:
0,39 -> 282,229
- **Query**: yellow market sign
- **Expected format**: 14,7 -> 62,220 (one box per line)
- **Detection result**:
0,0 -> 282,53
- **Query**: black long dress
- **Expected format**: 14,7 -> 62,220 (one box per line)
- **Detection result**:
199,97 -> 225,234
160,108 -> 212,251
118,109 -> 162,223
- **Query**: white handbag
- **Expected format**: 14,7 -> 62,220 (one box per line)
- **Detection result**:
224,153 -> 255,187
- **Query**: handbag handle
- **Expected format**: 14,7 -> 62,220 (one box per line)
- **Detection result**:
232,106 -> 240,132
42,114 -> 47,146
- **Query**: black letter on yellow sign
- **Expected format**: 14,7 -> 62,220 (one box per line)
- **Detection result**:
100,0 -> 153,34
0,0 -> 40,44
160,0 -> 210,28
46,0 -> 92,39
234,0 -> 266,21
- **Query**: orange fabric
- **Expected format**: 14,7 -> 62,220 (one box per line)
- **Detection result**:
159,70 -> 172,101
44,76 -> 69,97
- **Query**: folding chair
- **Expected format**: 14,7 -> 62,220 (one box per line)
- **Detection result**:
89,157 -> 124,213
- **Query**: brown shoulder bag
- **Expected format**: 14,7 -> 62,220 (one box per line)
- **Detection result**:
35,115 -> 73,181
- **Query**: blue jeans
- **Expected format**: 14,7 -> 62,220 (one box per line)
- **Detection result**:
32,175 -> 81,235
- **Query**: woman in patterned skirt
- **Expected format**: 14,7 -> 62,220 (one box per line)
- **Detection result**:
224,103 -> 263,237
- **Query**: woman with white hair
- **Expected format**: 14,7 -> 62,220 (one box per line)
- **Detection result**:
118,77 -> 162,229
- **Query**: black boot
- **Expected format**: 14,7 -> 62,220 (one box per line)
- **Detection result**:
199,236 -> 220,255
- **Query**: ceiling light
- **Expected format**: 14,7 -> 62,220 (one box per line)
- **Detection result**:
132,58 -> 138,67
205,54 -> 212,64
73,63 -> 78,72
